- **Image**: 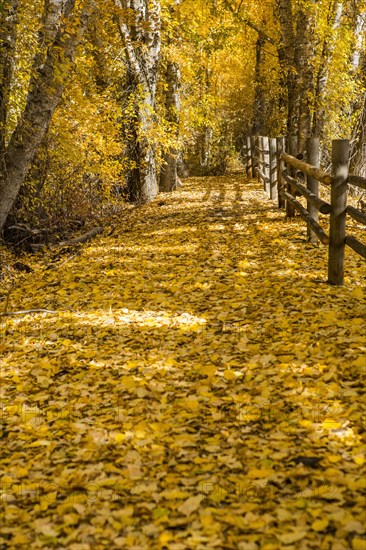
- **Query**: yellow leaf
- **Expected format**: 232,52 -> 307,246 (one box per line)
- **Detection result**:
353,356 -> 365,368
247,468 -> 273,479
177,495 -> 203,516
328,454 -> 342,463
159,532 -> 173,546
277,531 -> 307,544
41,491 -> 58,504
352,538 -> 366,550
323,311 -> 337,322
200,365 -> 217,377
11,534 -> 29,545
344,521 -> 365,534
322,419 -> 341,430
312,519 -> 329,532
299,419 -> 313,428
223,369 -> 236,381
185,396 -> 200,410
351,287 -> 364,299
121,376 -> 135,389
161,489 -> 189,500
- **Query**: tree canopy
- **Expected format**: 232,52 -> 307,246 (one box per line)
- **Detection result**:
0,0 -> 365,234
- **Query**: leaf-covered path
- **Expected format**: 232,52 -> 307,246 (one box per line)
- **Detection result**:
1,176 -> 365,550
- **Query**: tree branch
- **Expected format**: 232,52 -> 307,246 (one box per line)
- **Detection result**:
223,0 -> 277,46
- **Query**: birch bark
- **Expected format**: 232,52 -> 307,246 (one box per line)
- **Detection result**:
0,0 -> 94,231
116,0 -> 161,202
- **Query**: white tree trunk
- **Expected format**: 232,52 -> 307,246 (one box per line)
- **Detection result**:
116,0 -> 161,203
0,0 -> 19,160
160,61 -> 180,192
0,0 -> 94,231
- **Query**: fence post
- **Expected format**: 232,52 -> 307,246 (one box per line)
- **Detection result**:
241,137 -> 248,175
257,135 -> 261,182
246,136 -> 252,177
269,138 -> 277,201
263,136 -> 270,195
250,135 -> 257,180
258,136 -> 263,184
276,137 -> 285,208
241,136 -> 247,162
328,139 -> 349,285
286,135 -> 297,218
306,137 -> 320,244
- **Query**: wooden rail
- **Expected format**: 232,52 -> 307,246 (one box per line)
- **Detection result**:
282,172 -> 331,214
281,153 -> 333,185
279,189 -> 330,245
241,136 -> 366,286
348,175 -> 366,190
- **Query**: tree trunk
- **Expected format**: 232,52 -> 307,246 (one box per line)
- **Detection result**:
296,3 -> 316,154
349,11 -> 366,178
252,37 -> 267,135
0,0 -> 94,232
350,91 -> 366,177
312,2 -> 343,138
275,0 -> 297,137
0,0 -> 19,162
276,0 -> 316,149
160,61 -> 180,192
116,0 -> 161,203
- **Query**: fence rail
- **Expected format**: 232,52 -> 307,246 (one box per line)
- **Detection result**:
241,136 -> 366,285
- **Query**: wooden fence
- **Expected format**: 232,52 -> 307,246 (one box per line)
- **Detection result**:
241,136 -> 366,286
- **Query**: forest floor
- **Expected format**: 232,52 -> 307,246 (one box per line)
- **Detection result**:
0,175 -> 365,550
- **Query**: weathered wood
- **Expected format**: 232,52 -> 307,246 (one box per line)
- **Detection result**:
58,227 -> 103,247
257,159 -> 270,168
328,139 -> 349,285
260,136 -> 264,185
276,137 -> 285,208
286,135 -> 298,218
246,136 -> 252,177
250,135 -> 257,180
345,235 -> 366,259
269,137 -> 277,201
263,136 -> 270,195
282,172 -> 331,214
258,136 -> 264,186
348,175 -> 366,190
306,137 -> 320,244
279,189 -> 329,245
256,169 -> 270,184
254,147 -> 270,155
347,205 -> 366,225
282,153 -> 333,185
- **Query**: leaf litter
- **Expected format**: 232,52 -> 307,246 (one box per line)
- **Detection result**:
0,176 -> 365,549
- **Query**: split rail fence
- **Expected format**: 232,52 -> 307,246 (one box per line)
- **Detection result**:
241,136 -> 366,285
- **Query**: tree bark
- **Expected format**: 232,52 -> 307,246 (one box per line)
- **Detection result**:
160,60 -> 180,192
349,11 -> 366,178
252,37 -> 267,135
275,0 -> 316,149
312,2 -> 343,138
296,3 -> 316,154
275,0 -> 297,137
0,0 -> 94,232
0,0 -> 19,163
116,0 -> 161,203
